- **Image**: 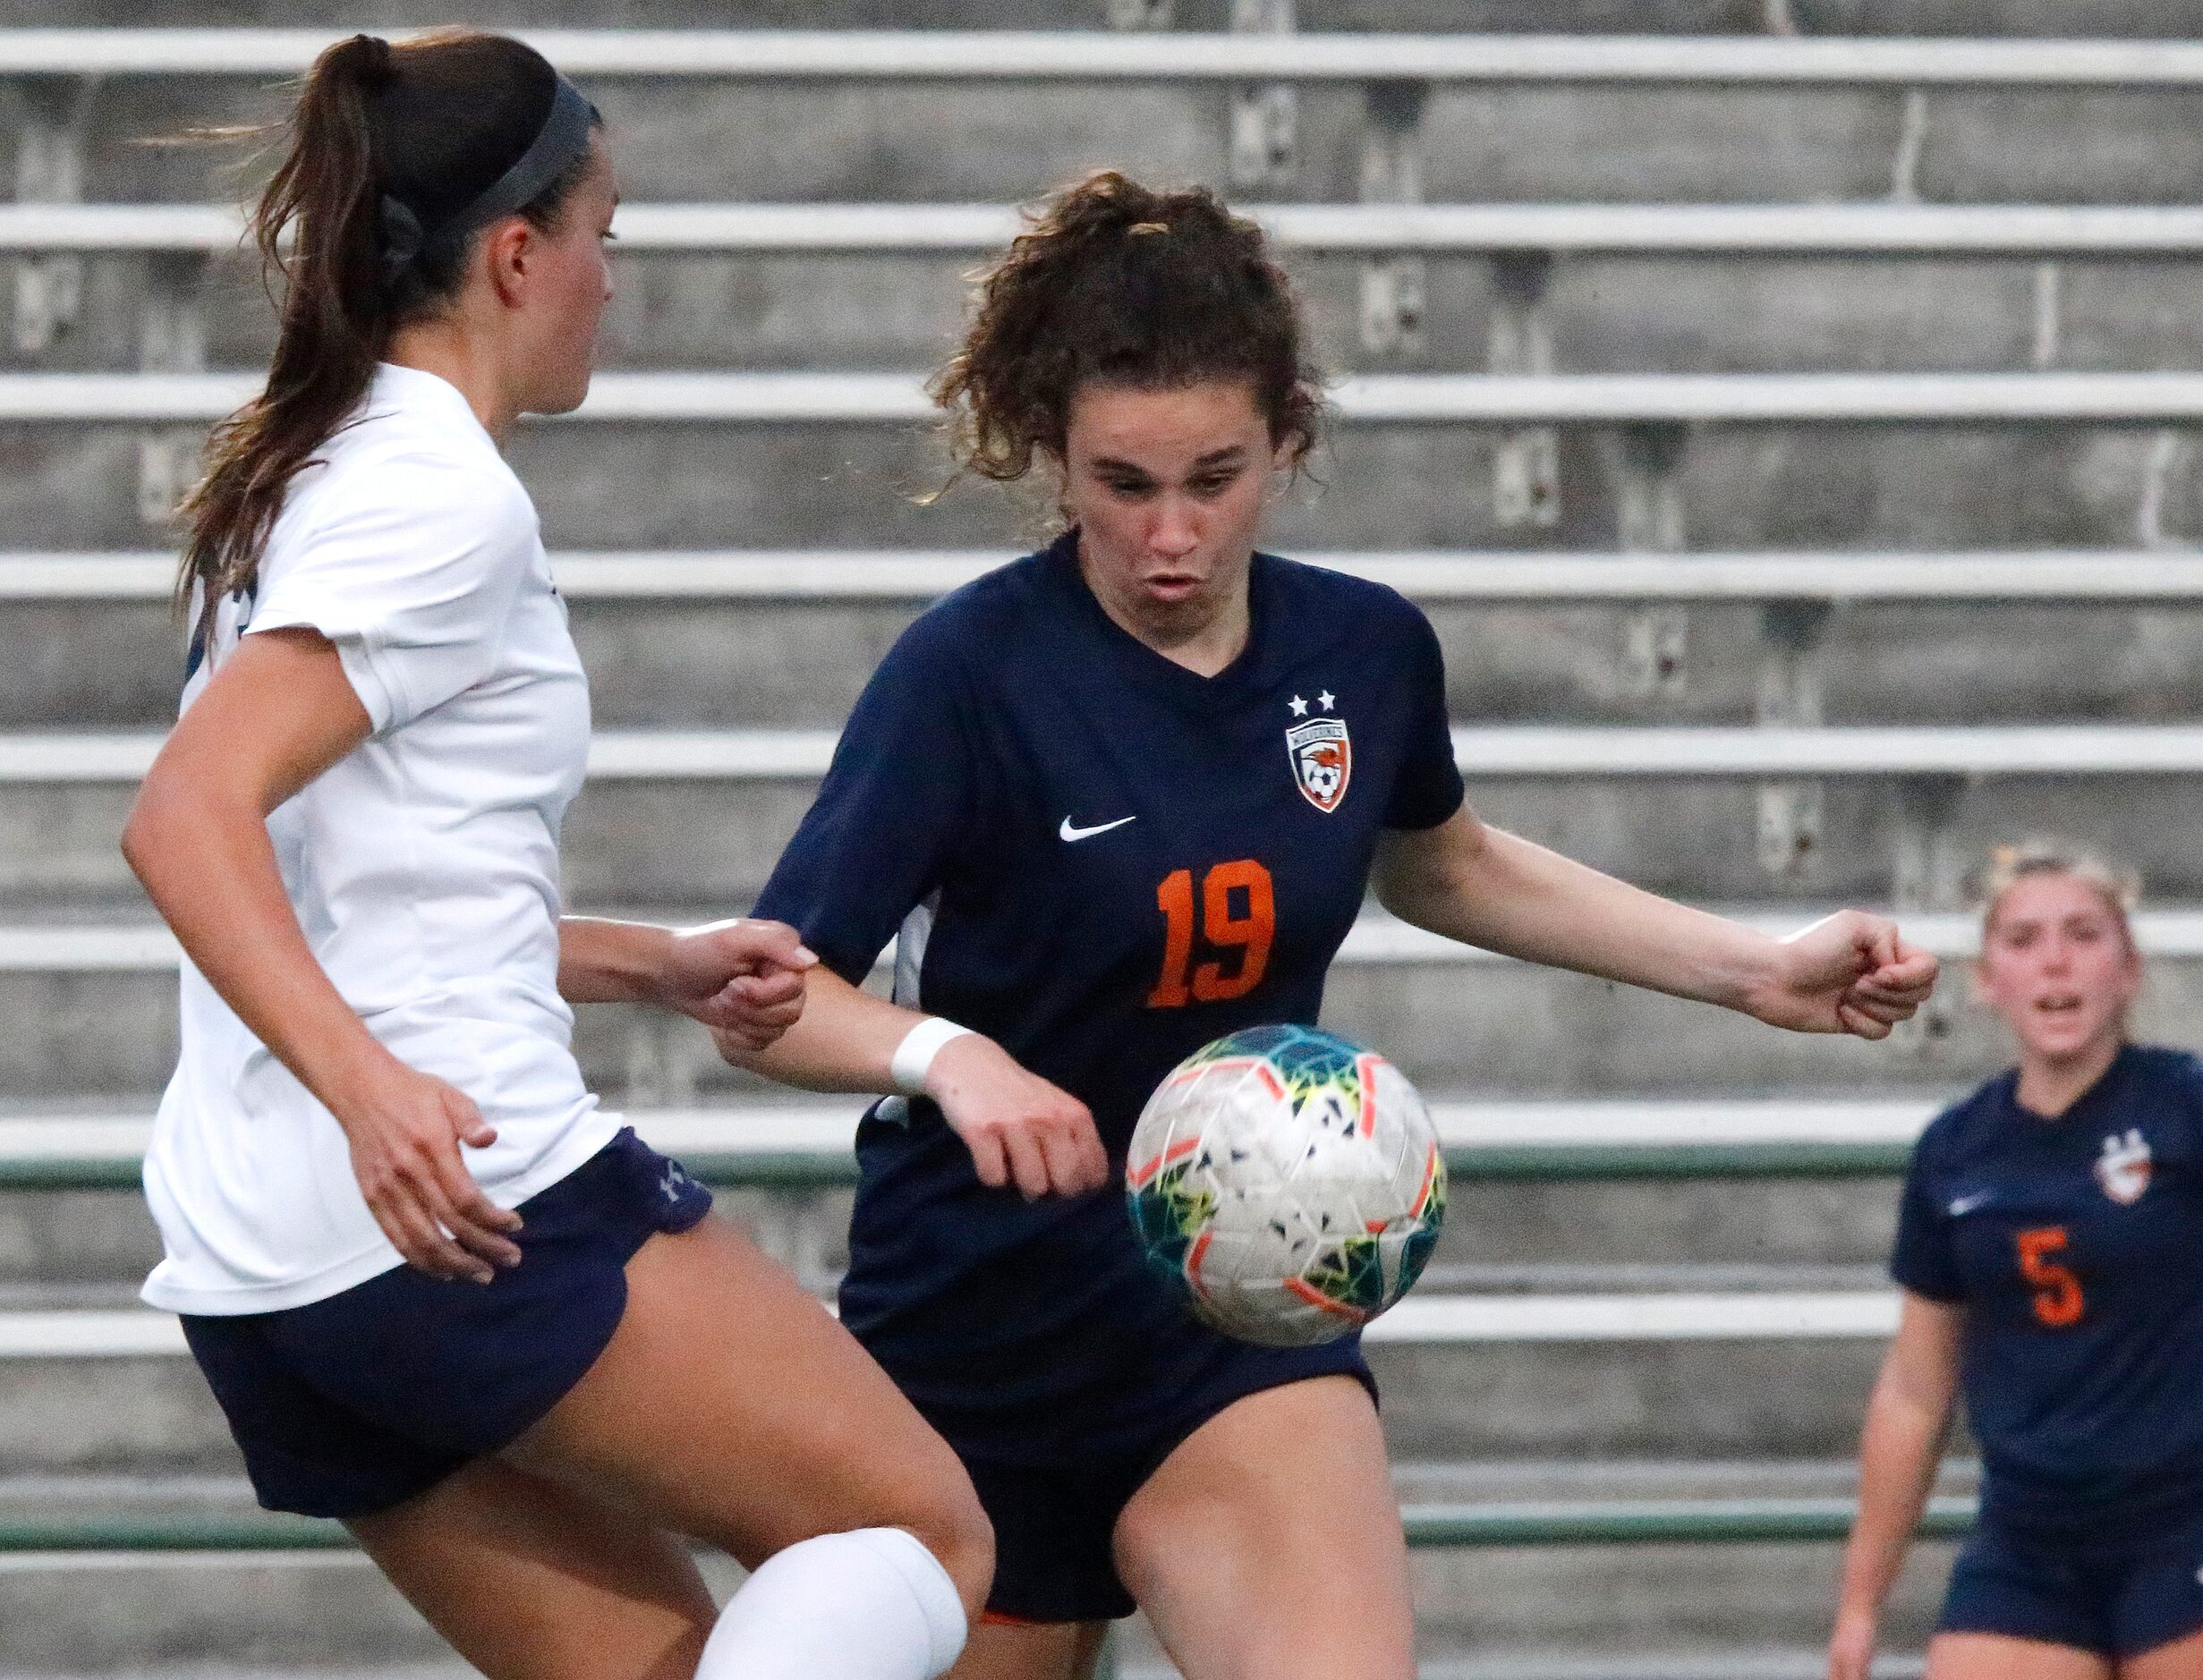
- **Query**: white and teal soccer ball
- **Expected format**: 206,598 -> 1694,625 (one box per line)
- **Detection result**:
1127,1024 -> 1447,1347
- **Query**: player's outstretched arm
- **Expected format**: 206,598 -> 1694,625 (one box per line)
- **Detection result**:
1372,806 -> 1938,1037
121,629 -> 523,1285
557,915 -> 815,1052
713,968 -> 1110,1200
1827,1293 -> 1963,1680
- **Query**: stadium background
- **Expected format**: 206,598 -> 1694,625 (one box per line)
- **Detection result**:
3,2 -> 2201,1675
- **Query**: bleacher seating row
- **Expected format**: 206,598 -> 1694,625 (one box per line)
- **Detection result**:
14,368 -> 2203,421
4,547 -> 2203,603
11,200 -> 2203,254
6,28 -> 2203,83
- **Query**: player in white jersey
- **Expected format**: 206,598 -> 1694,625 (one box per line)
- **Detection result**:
123,31 -> 987,1680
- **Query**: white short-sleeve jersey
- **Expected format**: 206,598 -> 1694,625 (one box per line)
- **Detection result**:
141,363 -> 620,1315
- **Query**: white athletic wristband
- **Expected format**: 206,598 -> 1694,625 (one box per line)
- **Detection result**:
890,1017 -> 974,1097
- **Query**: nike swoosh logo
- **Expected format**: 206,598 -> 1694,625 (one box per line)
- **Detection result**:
1948,1192 -> 1995,1218
1060,815 -> 1137,843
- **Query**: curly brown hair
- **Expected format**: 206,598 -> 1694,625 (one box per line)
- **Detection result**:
929,170 -> 1323,487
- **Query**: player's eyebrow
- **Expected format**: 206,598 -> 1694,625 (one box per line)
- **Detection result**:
1091,445 -> 1248,476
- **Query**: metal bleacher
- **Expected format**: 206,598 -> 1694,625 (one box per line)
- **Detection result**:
4,13 -> 2202,1676
13,367 -> 2203,422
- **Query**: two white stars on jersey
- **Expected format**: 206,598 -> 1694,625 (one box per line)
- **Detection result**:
1289,692 -> 1337,717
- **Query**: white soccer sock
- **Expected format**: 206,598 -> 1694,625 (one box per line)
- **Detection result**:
694,1525 -> 969,1680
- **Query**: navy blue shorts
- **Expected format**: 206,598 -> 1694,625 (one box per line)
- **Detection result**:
1942,1503 -> 2203,1659
180,1128 -> 712,1520
943,1355 -> 1378,1624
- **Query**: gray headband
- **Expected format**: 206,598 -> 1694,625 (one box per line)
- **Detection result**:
379,77 -> 597,289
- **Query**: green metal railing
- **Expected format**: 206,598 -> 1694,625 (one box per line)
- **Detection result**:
0,1140 -> 1913,1195
0,1497 -> 1974,1554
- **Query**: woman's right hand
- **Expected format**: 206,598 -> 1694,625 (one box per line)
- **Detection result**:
925,1034 -> 1110,1200
1826,1606 -> 1878,1680
333,1051 -> 524,1284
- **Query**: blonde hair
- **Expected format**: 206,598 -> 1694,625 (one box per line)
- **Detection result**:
1975,838 -> 2140,951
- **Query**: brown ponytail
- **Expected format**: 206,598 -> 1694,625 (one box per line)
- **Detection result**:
178,30 -> 598,652
930,170 -> 1323,489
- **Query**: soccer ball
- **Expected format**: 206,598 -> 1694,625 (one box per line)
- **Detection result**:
1126,1023 -> 1446,1347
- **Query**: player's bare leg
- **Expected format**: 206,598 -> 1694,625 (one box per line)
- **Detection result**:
942,1617 -> 1110,1680
352,1213 -> 992,1675
1112,1374 -> 1415,1680
1925,1634 -> 2109,1680
349,1456 -> 718,1679
2122,1625 -> 2203,1678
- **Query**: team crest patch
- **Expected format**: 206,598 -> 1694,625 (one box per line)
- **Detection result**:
1287,717 -> 1352,814
2096,1127 -> 2153,1206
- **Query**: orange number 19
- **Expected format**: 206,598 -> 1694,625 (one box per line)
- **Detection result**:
1147,860 -> 1276,1009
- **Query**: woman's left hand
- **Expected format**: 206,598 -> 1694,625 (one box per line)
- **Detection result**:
657,918 -> 819,1051
1746,911 -> 1940,1039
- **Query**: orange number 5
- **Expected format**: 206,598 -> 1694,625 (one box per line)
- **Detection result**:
2016,1226 -> 2085,1328
1147,861 -> 1276,1009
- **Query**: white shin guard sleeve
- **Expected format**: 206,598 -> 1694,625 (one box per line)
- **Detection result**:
694,1526 -> 969,1680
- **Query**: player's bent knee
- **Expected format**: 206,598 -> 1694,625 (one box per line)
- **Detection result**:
897,1483 -> 996,1623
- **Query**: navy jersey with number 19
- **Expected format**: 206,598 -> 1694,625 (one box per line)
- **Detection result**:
753,531 -> 1465,1465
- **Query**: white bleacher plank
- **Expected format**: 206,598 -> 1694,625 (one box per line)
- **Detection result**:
12,201 -> 2203,257
6,549 -> 2202,605
1337,372 -> 2203,425
0,927 -> 181,971
13,370 -> 2203,426
1264,202 -> 2203,255
1450,723 -> 2203,776
0,735 -> 166,779
10,724 -> 2203,785
0,205 -> 245,254
583,728 -> 841,778
1328,907 -> 2203,964
1317,552 -> 2203,603
6,30 -> 2203,87
0,554 -> 175,598
1363,1291 -> 1899,1343
9,908 -> 2203,973
0,1292 -> 1896,1358
0,1312 -> 186,1358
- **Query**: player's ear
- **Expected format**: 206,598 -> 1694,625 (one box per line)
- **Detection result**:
1040,444 -> 1072,522
481,216 -> 534,310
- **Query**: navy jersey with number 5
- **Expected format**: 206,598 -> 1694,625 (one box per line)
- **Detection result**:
1892,1045 -> 2203,1532
754,532 -> 1464,1463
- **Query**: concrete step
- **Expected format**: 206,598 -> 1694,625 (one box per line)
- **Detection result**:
13,3 -> 2191,40
0,1460 -> 1960,1673
12,587 -> 2203,731
13,49 -> 2203,212
0,1092 -> 1921,1291
0,895 -> 2155,1097
6,417 -> 2198,556
0,1340 -> 1909,1470
17,242 -> 2203,384
0,1150 -> 1914,1280
0,1267 -> 1929,1472
10,751 -> 2203,915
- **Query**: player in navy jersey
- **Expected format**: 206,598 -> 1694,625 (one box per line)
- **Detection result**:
727,172 -> 1939,1680
1833,843 -> 2203,1680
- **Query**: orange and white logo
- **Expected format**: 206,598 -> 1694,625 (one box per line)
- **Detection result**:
1288,716 -> 1352,814
2096,1127 -> 2153,1206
